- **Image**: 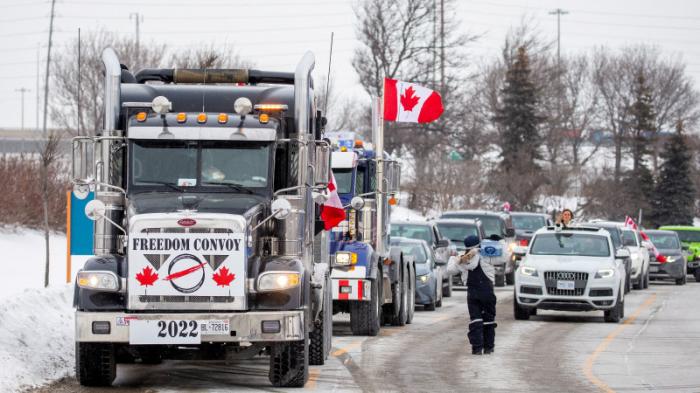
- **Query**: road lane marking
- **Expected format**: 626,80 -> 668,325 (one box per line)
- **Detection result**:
583,293 -> 657,393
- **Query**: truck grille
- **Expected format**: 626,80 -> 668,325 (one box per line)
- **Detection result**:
139,295 -> 235,303
544,271 -> 588,296
142,227 -> 232,234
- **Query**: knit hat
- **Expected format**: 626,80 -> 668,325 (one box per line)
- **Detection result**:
463,235 -> 481,250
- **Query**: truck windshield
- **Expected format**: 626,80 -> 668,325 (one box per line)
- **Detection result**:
436,223 -> 479,244
512,215 -> 545,231
530,233 -> 610,257
334,169 -> 354,194
131,140 -> 271,192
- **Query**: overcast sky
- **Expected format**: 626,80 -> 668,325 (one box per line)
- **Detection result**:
1,0 -> 699,130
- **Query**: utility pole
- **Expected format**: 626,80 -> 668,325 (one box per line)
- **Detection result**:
35,43 -> 40,131
548,8 -> 569,69
130,12 -> 143,65
15,88 -> 30,130
42,0 -> 56,137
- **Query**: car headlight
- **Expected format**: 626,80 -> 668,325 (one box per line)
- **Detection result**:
665,256 -> 677,263
258,272 -> 301,292
595,269 -> 614,279
520,266 -> 538,277
77,271 -> 120,291
417,274 -> 429,283
335,251 -> 358,266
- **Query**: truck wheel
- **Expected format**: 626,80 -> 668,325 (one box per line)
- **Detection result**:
139,348 -> 162,364
391,265 -> 409,326
406,265 -> 416,324
443,276 -> 453,297
350,276 -> 381,336
495,274 -> 505,287
309,276 -> 332,365
76,342 -> 116,387
604,292 -> 623,323
269,338 -> 309,387
513,292 -> 531,321
505,271 -> 515,286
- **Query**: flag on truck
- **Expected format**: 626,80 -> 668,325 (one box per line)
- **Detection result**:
321,172 -> 346,230
625,216 -> 667,263
383,78 -> 443,123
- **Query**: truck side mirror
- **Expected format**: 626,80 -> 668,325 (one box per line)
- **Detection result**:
350,196 -> 365,210
314,142 -> 331,187
84,199 -> 106,221
272,197 -> 292,220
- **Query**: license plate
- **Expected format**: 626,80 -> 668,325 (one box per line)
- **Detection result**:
200,320 -> 230,336
340,286 -> 352,294
650,266 -> 659,273
130,319 -> 201,345
557,280 -> 575,290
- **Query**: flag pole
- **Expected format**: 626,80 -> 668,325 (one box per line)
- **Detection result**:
372,87 -> 385,256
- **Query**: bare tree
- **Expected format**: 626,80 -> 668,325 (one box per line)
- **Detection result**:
39,131 -> 63,287
51,30 -> 167,136
167,44 -> 252,69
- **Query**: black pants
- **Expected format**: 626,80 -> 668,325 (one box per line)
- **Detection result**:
467,288 -> 497,351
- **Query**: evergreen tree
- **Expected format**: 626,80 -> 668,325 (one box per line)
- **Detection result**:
492,47 -> 545,209
650,122 -> 695,227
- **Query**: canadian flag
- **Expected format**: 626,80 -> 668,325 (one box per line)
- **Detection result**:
383,78 -> 444,123
625,216 -> 667,263
321,172 -> 346,230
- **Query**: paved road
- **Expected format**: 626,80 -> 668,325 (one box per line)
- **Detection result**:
33,279 -> 700,392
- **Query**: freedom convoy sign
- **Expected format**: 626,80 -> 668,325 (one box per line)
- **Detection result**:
127,232 -> 246,310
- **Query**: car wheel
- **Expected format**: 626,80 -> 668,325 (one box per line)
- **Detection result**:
505,271 -> 515,286
443,276 -> 453,297
633,273 -> 642,290
643,270 -> 650,289
513,300 -> 531,320
495,274 -> 505,287
424,300 -> 436,311
604,291 -> 622,323
625,270 -> 631,293
694,270 -> 700,283
676,275 -> 687,285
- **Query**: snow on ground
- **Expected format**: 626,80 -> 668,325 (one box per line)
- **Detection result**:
390,205 -> 426,222
0,228 -> 75,392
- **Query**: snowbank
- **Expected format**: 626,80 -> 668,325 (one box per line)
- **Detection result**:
0,286 -> 74,392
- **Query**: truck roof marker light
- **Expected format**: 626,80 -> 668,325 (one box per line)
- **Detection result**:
259,113 -> 269,124
176,112 -> 187,123
136,112 -> 147,122
218,113 -> 228,124
340,146 -> 348,152
197,113 -> 207,124
355,139 -> 364,148
389,196 -> 398,206
254,104 -> 288,112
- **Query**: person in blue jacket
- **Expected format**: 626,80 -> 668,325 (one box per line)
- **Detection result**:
446,235 -> 497,355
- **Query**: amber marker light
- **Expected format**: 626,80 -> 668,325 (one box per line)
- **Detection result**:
197,113 -> 207,123
218,113 -> 228,124
135,112 -> 147,122
176,112 -> 187,123
259,113 -> 269,124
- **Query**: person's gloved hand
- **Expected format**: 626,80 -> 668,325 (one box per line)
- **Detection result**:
460,248 -> 479,264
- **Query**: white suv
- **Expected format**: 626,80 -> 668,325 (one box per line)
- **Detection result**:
513,226 -> 627,323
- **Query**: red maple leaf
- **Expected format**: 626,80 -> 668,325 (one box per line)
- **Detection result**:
400,86 -> 421,112
212,266 -> 235,287
136,266 -> 159,286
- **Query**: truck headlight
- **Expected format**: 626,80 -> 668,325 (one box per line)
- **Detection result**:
258,272 -> 301,292
520,266 -> 538,277
335,251 -> 358,266
595,269 -> 614,279
77,271 -> 120,292
417,274 -> 429,283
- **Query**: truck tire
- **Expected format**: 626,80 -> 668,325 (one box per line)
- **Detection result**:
406,264 -> 415,324
76,342 -> 116,387
309,275 -> 332,365
505,271 -> 515,286
269,338 -> 309,387
350,276 -> 381,336
443,276 -> 453,297
391,265 -> 409,326
513,293 -> 531,321
604,292 -> 623,323
495,274 -> 505,287
139,348 -> 162,364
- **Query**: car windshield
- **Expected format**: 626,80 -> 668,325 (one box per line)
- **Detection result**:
395,243 -> 428,264
670,230 -> 700,243
648,234 -> 681,249
391,224 -> 432,243
131,140 -> 271,190
443,214 -> 504,238
621,230 -> 638,247
512,215 -> 546,231
436,223 -> 478,244
530,233 -> 610,257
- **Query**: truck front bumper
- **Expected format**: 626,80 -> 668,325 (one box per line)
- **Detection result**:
76,310 -> 304,343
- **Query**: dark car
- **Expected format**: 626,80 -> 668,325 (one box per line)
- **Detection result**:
439,210 -> 516,286
510,212 -> 553,269
390,220 -> 453,296
586,221 -> 633,293
390,237 -> 444,310
646,230 -> 688,285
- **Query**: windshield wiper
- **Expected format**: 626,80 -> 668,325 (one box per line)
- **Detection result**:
137,180 -> 185,192
203,181 -> 254,194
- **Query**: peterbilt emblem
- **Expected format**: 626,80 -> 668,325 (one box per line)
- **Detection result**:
178,218 -> 197,227
556,272 -> 576,280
